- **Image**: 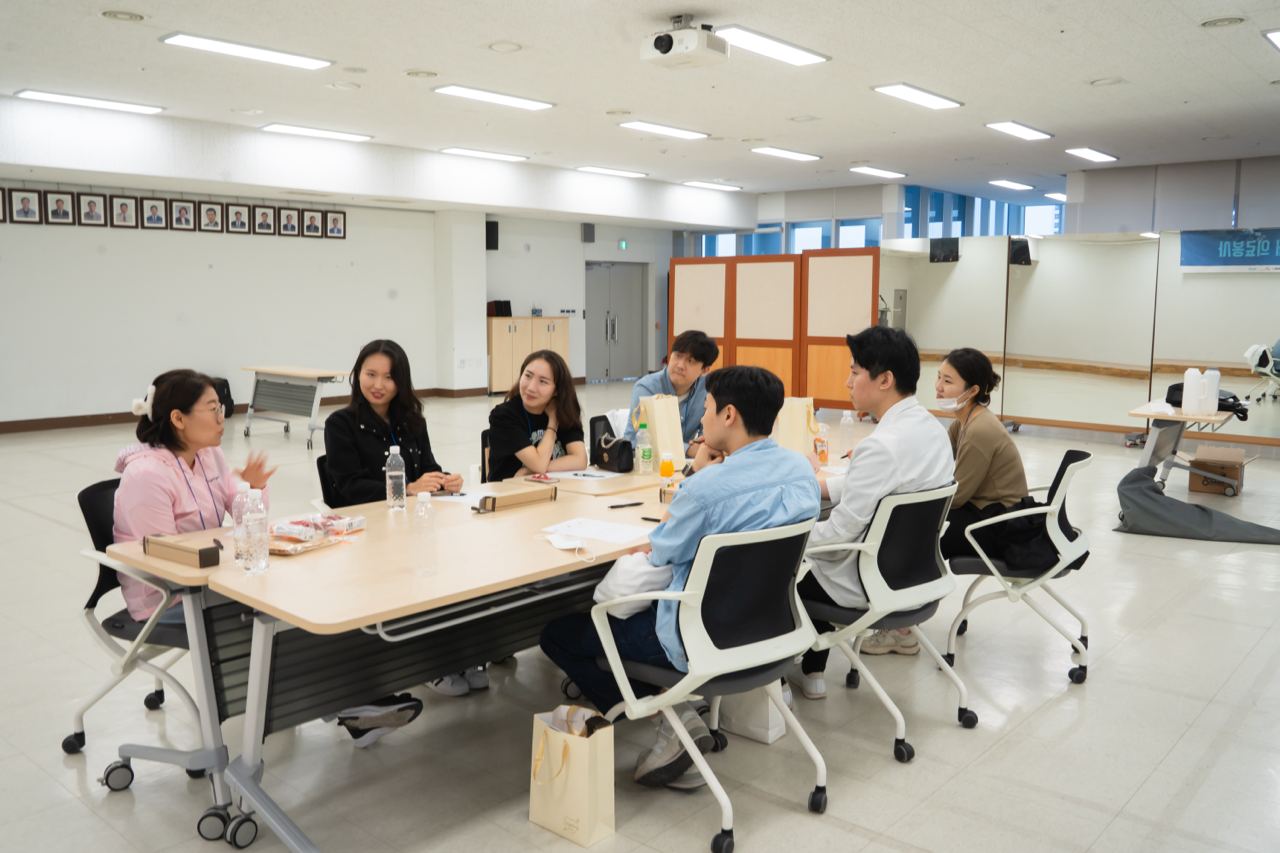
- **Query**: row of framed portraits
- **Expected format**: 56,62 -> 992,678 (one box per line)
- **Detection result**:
1,188 -> 346,238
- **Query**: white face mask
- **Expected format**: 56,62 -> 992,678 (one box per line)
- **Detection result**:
936,389 -> 975,412
543,533 -> 596,563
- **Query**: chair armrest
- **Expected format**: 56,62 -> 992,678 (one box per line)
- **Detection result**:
804,541 -> 877,558
1027,484 -> 1051,494
589,591 -> 697,717
79,548 -> 177,674
960,506 -> 1053,591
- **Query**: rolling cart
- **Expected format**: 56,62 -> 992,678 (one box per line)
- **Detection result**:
241,367 -> 348,450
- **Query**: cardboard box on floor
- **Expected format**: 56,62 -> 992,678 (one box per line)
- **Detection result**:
1188,445 -> 1255,495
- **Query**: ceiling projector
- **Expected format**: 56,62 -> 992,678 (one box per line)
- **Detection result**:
642,16 -> 729,69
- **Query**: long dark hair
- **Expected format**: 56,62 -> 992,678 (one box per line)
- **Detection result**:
347,339 -> 425,432
507,349 -> 581,432
136,369 -> 216,451
942,347 -> 1001,406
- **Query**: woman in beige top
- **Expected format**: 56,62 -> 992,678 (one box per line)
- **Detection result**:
935,348 -> 1029,559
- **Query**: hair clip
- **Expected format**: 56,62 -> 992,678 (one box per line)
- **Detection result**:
130,384 -> 155,420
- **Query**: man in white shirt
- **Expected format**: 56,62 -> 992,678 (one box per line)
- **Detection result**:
796,326 -> 954,699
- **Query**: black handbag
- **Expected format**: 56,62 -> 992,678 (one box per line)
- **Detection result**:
589,414 -> 634,472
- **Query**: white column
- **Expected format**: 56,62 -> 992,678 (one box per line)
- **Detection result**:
433,211 -> 488,391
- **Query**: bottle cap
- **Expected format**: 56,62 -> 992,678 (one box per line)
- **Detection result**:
389,445 -> 401,453
638,422 -> 648,430
417,492 -> 431,502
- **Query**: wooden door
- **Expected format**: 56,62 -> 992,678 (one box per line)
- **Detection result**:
547,318 -> 570,363
488,318 -> 514,393
510,318 -> 533,381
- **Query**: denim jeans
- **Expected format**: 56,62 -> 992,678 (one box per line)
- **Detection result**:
539,604 -> 671,712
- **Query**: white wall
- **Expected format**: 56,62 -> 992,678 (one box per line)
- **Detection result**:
1153,231 -> 1280,365
433,211 -> 489,390
1006,237 -> 1158,367
0,205 -> 436,421
484,217 -> 673,376
881,237 -> 1008,355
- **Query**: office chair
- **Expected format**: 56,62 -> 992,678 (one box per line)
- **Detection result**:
945,450 -> 1093,684
67,479 -> 209,782
315,454 -> 337,510
480,428 -> 491,483
1243,343 -> 1280,402
592,520 -> 827,853
801,483 -> 977,764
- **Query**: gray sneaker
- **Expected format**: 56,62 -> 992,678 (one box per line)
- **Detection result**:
634,703 -> 713,787
665,765 -> 708,791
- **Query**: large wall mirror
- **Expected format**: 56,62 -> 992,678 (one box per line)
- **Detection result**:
1002,234 -> 1159,431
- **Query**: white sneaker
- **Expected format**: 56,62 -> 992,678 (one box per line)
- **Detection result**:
861,628 -> 920,656
789,667 -> 826,699
464,665 -> 489,690
634,703 -> 713,787
780,678 -> 795,709
428,673 -> 470,697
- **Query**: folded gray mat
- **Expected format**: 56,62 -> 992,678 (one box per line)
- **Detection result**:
1116,465 -> 1280,544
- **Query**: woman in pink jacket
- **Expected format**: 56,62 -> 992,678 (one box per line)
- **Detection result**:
113,369 -> 275,622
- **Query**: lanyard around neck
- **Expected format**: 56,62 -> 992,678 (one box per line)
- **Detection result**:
173,451 -> 220,530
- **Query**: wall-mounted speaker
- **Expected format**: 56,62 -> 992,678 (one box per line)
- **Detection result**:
485,220 -> 499,251
581,223 -> 595,243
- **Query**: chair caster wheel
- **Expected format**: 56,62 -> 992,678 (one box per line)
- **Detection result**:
185,767 -> 206,780
283,423 -> 290,434
893,738 -> 915,763
143,689 -> 165,711
808,786 -> 827,814
710,730 -> 728,752
226,814 -> 259,849
1225,487 -> 1237,497
958,708 -> 978,729
710,828 -> 734,853
62,731 -> 85,755
1118,511 -> 1125,524
101,760 -> 134,791
956,619 -> 968,636
845,669 -> 860,688
560,677 -> 582,700
1155,481 -> 1166,491
942,652 -> 955,667
1078,635 -> 1088,649
1068,665 -> 1088,684
197,807 -> 229,841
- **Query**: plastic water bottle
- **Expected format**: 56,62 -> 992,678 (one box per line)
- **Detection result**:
839,410 -> 855,459
230,481 -> 251,569
1202,368 -> 1221,415
386,445 -> 406,510
414,490 -> 432,520
636,423 -> 654,474
1183,368 -> 1204,415
243,489 -> 269,575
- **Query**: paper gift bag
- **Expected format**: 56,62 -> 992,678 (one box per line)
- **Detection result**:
771,397 -> 820,456
636,394 -> 687,463
717,687 -> 787,744
529,707 -> 614,847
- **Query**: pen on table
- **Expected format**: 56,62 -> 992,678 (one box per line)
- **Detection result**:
609,501 -> 642,509
841,450 -> 852,459
576,472 -> 604,478
641,516 -> 662,523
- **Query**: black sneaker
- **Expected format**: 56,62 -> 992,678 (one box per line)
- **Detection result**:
337,694 -> 423,748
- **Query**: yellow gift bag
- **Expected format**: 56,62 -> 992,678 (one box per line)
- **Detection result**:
529,705 -> 614,847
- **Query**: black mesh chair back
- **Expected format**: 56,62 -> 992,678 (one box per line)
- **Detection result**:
588,415 -> 613,467
869,492 -> 952,592
77,479 -> 122,610
480,428 -> 491,483
700,528 -> 811,650
1044,449 -> 1091,542
315,454 -> 339,508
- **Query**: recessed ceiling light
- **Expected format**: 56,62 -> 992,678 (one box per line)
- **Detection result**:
620,121 -> 707,140
1089,76 -> 1127,87
1201,16 -> 1245,28
873,83 -> 962,110
1045,192 -> 1068,202
752,146 -> 820,161
405,69 -> 438,79
435,85 -> 553,111
578,166 -> 647,178
989,179 -> 1033,191
605,109 -> 632,117
1140,232 -> 1160,239
1266,29 -> 1280,51
261,123 -> 371,142
15,89 -> 163,114
787,114 -> 820,122
986,121 -> 1052,141
488,41 -> 522,53
230,107 -> 265,115
162,33 -> 331,70
1066,147 -> 1117,162
343,66 -> 368,74
441,147 -> 527,162
740,137 -> 765,143
326,81 -> 361,91
714,26 -> 828,65
850,165 -> 906,179
683,181 -> 742,192
101,10 -> 145,22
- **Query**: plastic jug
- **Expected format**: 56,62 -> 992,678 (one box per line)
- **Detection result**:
1182,368 -> 1204,415
1202,369 -> 1220,416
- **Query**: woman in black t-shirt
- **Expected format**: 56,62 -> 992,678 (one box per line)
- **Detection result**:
487,350 -> 587,481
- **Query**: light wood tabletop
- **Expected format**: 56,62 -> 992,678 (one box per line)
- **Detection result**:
548,470 -> 667,496
243,366 -> 349,380
1128,404 -> 1232,425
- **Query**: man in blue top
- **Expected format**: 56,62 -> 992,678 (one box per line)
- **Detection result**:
622,330 -> 719,452
541,365 -> 819,789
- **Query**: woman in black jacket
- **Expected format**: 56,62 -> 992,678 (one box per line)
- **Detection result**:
324,339 -> 461,508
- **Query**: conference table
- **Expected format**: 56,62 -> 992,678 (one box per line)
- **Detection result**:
106,477 -> 666,851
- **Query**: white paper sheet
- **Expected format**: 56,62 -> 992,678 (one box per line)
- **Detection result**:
543,517 -> 653,545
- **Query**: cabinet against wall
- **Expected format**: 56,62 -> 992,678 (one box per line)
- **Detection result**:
487,316 -> 570,393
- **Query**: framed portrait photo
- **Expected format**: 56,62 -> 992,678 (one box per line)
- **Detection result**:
170,200 -> 196,231
277,207 -> 301,237
301,209 -> 324,238
109,195 -> 138,228
77,192 -> 107,227
44,190 -> 75,226
140,198 -> 168,230
199,202 -> 224,233
252,205 -> 276,235
9,188 -> 41,224
325,211 -> 346,239
226,203 -> 251,235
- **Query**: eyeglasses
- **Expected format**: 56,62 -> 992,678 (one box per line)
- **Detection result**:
200,401 -> 226,420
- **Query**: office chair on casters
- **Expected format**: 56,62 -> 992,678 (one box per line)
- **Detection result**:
801,483 -> 976,764
480,428 -> 491,483
945,450 -> 1093,685
315,453 -> 337,510
1243,343 -> 1280,402
592,520 -> 827,853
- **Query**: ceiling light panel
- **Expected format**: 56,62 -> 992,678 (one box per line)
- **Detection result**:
1045,192 -> 1068,202
261,123 -> 370,141
434,85 -> 553,111
715,26 -> 828,65
850,166 -> 906,179
1141,232 -> 1160,239
873,83 -> 962,110
577,166 -> 647,178
15,89 -> 163,114
620,121 -> 707,140
751,146 -> 820,161
684,181 -> 742,192
986,121 -> 1052,141
1265,29 -> 1280,51
989,179 -> 1033,190
162,33 -> 331,69
441,147 -> 527,162
1066,147 -> 1117,162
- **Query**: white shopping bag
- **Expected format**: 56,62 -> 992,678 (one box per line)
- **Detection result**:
717,687 -> 787,744
529,706 -> 615,847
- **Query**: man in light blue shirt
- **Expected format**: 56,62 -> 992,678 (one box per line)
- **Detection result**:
622,330 -> 719,449
541,365 -> 819,789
